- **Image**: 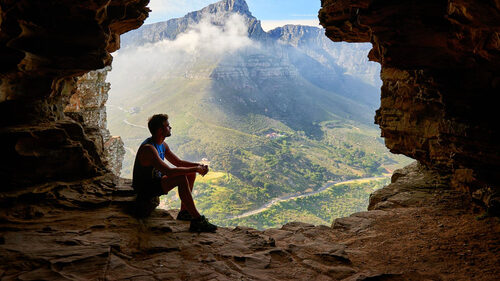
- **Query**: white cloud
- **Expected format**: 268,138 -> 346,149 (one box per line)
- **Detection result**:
169,14 -> 253,55
260,19 -> 322,31
108,14 -> 254,95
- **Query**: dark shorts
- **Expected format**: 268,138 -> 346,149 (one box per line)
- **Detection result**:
133,177 -> 164,197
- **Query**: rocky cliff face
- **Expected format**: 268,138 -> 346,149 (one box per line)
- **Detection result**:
114,0 -> 382,135
121,0 -> 268,47
0,0 -> 148,189
1,0 -> 500,279
319,0 -> 500,209
65,67 -> 126,176
120,2 -> 379,93
269,25 -> 380,87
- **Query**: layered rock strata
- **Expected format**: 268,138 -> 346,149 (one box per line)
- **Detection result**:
1,0 -> 499,279
319,0 -> 500,205
0,0 -> 148,188
121,0 -> 268,47
1,165 -> 498,280
64,67 -> 126,176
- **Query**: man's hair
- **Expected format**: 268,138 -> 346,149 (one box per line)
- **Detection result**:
148,114 -> 169,135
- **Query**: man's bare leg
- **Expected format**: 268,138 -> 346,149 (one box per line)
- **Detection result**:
161,175 -> 200,219
180,173 -> 196,212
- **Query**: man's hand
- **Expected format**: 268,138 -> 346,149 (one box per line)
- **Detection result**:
197,164 -> 209,176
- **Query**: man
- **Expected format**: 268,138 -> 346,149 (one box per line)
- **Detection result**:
132,114 -> 217,232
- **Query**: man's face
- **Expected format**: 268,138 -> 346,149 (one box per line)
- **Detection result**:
161,120 -> 172,137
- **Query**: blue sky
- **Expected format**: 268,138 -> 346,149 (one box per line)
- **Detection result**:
145,0 -> 322,30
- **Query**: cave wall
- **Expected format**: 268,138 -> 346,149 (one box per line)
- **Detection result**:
1,2 -> 499,278
1,0 -> 499,207
0,0 -> 149,190
64,67 -> 126,176
319,0 -> 500,199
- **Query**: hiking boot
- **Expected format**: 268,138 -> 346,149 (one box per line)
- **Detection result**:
189,215 -> 217,233
176,210 -> 193,221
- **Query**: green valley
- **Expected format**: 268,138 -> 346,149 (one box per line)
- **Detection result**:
107,0 -> 412,228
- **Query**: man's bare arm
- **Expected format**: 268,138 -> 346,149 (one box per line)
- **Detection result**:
138,145 -> 203,177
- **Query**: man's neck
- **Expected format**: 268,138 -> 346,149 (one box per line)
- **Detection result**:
151,135 -> 164,145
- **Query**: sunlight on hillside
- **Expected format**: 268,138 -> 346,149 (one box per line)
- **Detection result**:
196,172 -> 227,183
107,0 -> 413,229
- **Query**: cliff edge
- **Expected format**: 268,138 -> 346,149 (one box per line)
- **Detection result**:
1,163 -> 498,280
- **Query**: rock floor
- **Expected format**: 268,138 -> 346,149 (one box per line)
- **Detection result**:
1,172 -> 499,280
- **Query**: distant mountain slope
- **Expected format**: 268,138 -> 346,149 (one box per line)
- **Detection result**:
107,0 -> 411,226
209,49 -> 375,137
120,4 -> 379,112
269,24 -> 381,97
121,0 -> 268,47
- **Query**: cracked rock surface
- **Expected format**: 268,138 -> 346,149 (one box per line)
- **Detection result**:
1,165 -> 499,280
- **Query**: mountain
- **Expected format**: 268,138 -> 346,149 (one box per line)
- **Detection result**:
120,0 -> 268,47
107,0 -> 411,228
269,25 -> 382,94
117,1 -> 380,129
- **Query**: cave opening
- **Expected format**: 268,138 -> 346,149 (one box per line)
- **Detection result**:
2,0 -> 500,279
102,0 -> 413,230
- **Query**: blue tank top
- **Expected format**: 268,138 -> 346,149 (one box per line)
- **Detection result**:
132,137 -> 166,188
141,137 -> 166,161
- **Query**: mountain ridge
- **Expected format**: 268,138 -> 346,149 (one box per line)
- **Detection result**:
121,0 -> 268,47
269,24 -> 325,46
119,0 -> 379,90
107,0 -> 411,227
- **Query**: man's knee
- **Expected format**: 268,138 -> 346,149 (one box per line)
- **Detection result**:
161,175 -> 188,192
174,175 -> 189,186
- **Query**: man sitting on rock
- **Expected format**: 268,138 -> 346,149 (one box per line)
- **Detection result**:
132,113 -> 217,232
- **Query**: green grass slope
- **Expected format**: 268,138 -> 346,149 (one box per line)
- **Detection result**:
107,47 -> 412,228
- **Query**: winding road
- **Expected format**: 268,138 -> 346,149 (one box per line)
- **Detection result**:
108,104 -> 148,154
228,175 -> 390,219
109,104 -> 390,220
123,119 -> 147,129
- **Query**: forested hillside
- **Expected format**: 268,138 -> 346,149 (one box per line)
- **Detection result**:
107,0 -> 411,227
